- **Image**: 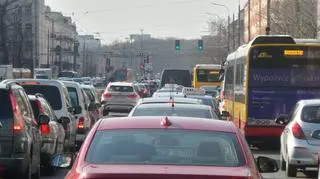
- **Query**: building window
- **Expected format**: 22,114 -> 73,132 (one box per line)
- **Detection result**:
24,3 -> 32,17
24,23 -> 32,36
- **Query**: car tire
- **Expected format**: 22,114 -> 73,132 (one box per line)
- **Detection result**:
280,152 -> 286,171
286,157 -> 297,177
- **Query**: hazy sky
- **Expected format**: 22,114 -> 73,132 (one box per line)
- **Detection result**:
45,0 -> 246,44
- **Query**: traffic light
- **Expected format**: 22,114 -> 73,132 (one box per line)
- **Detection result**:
175,40 -> 181,51
198,39 -> 204,51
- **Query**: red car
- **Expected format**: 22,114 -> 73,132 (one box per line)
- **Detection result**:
52,116 -> 279,179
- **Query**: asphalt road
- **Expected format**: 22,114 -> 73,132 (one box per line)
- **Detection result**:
41,113 -> 319,179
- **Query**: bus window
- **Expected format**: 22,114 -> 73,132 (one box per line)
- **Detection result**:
197,69 -> 220,82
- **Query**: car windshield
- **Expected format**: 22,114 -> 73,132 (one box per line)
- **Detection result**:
131,104 -> 213,119
109,85 -> 134,92
301,105 -> 320,123
86,129 -> 245,167
22,85 -> 62,110
67,87 -> 79,106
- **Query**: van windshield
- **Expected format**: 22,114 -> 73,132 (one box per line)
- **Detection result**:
161,70 -> 191,87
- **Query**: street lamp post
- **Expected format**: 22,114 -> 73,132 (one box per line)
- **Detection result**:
211,3 -> 230,53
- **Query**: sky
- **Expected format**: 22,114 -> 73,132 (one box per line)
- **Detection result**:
45,0 -> 246,44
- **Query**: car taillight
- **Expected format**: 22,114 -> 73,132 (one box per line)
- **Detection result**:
40,124 -> 50,135
103,93 -> 112,99
128,93 -> 138,99
292,122 -> 305,139
78,117 -> 85,129
10,92 -> 25,133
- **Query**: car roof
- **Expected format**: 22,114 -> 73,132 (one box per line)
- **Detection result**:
298,99 -> 320,106
108,82 -> 133,86
97,116 -> 236,133
136,103 -> 211,109
139,97 -> 202,104
2,79 -> 65,87
188,95 -> 213,99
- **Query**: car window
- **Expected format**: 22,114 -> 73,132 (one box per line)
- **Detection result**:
0,90 -> 13,119
16,90 -> 33,122
108,85 -> 134,92
22,85 -> 62,110
86,129 -> 245,167
301,105 -> 320,123
30,100 -> 40,122
67,87 -> 79,107
132,105 -> 213,119
83,88 -> 94,102
62,86 -> 72,108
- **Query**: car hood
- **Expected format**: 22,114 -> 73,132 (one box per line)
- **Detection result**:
81,164 -> 251,179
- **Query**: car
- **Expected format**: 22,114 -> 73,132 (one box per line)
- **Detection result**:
52,116 -> 279,179
160,68 -> 192,87
187,95 -> 221,117
153,92 -> 186,98
81,84 -> 103,121
101,82 -> 140,116
137,97 -> 203,105
0,83 -> 43,178
276,99 -> 320,177
128,103 -> 218,119
28,94 -> 67,174
1,79 -> 78,152
200,85 -> 220,97
62,81 -> 94,148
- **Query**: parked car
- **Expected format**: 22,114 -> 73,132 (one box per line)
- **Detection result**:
0,82 -> 43,178
276,99 -> 320,177
101,82 -> 140,116
28,94 -> 67,174
52,116 -> 279,179
1,79 -> 77,152
62,81 -> 94,148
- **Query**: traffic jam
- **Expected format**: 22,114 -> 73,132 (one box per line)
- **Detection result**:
2,36 -> 320,178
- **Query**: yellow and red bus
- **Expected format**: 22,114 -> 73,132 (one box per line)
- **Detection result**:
222,35 -> 320,145
193,64 -> 223,89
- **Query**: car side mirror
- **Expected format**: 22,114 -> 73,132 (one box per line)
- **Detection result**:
73,106 -> 82,115
275,114 -> 289,125
38,114 -> 50,125
60,117 -> 70,124
88,103 -> 96,111
51,153 -> 74,169
256,156 -> 279,173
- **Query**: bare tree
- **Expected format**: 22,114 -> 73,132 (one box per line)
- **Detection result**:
0,0 -> 19,64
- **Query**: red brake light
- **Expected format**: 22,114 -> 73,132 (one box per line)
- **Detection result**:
78,117 -> 85,129
22,81 -> 40,85
128,93 -> 138,99
10,92 -> 25,132
103,93 -> 112,99
292,122 -> 305,139
40,124 -> 50,135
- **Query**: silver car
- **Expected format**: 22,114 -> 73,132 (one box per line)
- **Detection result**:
101,82 -> 140,116
277,99 -> 320,177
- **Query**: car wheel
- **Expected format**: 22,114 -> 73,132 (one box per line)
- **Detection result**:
280,152 -> 286,171
286,156 -> 297,177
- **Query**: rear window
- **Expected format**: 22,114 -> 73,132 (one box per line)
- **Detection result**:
67,87 -> 79,106
86,129 -> 245,167
30,100 -> 40,122
108,85 -> 133,93
132,104 -> 213,119
301,106 -> 320,123
0,90 -> 13,119
161,70 -> 192,87
22,85 -> 62,110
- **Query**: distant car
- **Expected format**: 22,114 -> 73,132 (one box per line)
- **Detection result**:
128,103 -> 218,119
52,116 -> 279,179
101,82 -> 140,116
28,94 -> 67,174
200,86 -> 220,97
187,95 -> 221,117
160,68 -> 192,87
2,79 -> 78,151
81,84 -> 102,121
277,99 -> 320,177
0,82 -> 42,178
152,92 -> 186,98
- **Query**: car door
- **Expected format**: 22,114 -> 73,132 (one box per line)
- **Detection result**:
17,89 -> 41,171
282,103 -> 300,158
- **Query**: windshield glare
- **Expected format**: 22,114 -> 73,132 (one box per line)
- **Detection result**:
86,129 -> 245,167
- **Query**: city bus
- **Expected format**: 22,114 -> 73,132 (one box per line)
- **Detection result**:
222,35 -> 320,146
193,64 -> 223,89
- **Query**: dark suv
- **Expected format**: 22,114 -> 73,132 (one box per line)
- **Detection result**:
0,83 -> 44,179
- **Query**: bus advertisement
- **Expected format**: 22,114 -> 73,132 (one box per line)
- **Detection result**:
193,64 -> 223,89
222,36 -> 320,146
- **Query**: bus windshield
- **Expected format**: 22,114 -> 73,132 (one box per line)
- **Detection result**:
197,69 -> 221,82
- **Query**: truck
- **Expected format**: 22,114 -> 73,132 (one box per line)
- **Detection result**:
34,68 -> 53,79
0,65 -> 13,81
